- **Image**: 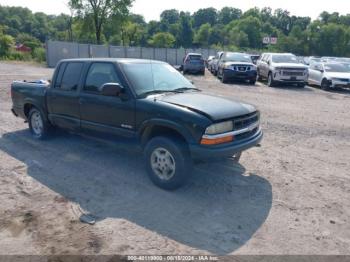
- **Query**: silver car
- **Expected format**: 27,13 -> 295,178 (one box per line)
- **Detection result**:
210,51 -> 224,76
257,53 -> 308,87
308,62 -> 350,90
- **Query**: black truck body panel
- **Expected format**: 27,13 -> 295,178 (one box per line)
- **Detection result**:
11,58 -> 262,159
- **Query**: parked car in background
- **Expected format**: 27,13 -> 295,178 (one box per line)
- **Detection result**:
321,57 -> 338,63
206,55 -> 215,68
257,53 -> 308,87
304,56 -> 322,65
308,62 -> 350,90
209,51 -> 224,75
11,58 -> 263,190
182,53 -> 205,75
250,55 -> 260,65
217,52 -> 257,84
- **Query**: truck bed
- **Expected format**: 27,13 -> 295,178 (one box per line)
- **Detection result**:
11,80 -> 50,119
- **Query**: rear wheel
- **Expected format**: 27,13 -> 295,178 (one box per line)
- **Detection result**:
28,107 -> 51,139
144,136 -> 192,190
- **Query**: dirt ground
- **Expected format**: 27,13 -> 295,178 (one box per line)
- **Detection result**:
0,61 -> 349,255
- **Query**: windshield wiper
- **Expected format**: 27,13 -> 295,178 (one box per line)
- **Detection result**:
140,89 -> 182,97
173,87 -> 200,92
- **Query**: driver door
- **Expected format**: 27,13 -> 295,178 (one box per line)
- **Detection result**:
79,62 -> 136,138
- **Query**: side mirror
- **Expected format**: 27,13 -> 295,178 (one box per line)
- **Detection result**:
100,83 -> 125,97
267,60 -> 271,65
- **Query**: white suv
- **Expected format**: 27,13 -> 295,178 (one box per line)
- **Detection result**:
257,53 -> 309,87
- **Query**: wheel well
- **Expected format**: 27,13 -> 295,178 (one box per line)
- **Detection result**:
24,103 -> 34,118
141,125 -> 188,147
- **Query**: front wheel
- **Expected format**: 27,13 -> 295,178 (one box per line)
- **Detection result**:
144,137 -> 192,190
28,107 -> 51,139
221,71 -> 228,83
249,79 -> 256,85
267,73 -> 276,87
321,79 -> 330,90
231,152 -> 242,163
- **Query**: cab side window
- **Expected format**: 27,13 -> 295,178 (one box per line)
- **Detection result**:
58,62 -> 84,91
84,63 -> 121,94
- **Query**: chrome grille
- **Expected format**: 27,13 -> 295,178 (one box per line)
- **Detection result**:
282,71 -> 304,76
232,112 -> 259,131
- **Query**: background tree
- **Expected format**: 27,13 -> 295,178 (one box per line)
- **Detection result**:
193,8 -> 218,28
194,23 -> 211,47
148,32 -> 175,48
69,0 -> 133,44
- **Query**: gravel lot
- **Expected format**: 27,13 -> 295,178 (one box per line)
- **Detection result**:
0,61 -> 349,255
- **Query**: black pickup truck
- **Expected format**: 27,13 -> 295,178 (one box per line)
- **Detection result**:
11,58 -> 263,190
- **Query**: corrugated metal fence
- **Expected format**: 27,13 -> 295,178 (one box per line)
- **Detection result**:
46,40 -> 218,68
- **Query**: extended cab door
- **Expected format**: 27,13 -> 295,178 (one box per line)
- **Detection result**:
79,62 -> 136,138
47,61 -> 84,130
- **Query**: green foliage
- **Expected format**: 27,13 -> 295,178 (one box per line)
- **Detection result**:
5,50 -> 32,61
1,4 -> 350,57
194,23 -> 211,47
16,33 -> 41,50
69,0 -> 134,44
148,32 -> 175,48
0,33 -> 14,56
33,47 -> 46,62
193,8 -> 218,28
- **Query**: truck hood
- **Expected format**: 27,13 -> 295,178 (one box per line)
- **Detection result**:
158,93 -> 256,121
272,62 -> 307,69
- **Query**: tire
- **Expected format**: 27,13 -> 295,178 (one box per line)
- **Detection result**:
231,152 -> 242,163
28,107 -> 51,140
298,83 -> 306,88
249,79 -> 256,85
201,70 -> 205,76
221,72 -> 228,83
144,136 -> 192,190
267,72 -> 275,87
321,79 -> 330,90
257,69 -> 263,81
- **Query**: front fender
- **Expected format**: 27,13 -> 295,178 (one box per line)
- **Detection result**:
138,118 -> 197,145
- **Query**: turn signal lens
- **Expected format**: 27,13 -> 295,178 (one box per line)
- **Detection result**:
200,135 -> 234,145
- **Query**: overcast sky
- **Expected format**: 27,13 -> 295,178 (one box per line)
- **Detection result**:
0,0 -> 349,21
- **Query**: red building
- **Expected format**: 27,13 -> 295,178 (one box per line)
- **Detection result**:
15,44 -> 31,52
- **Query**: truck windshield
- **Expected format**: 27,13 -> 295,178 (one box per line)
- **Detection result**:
272,55 -> 299,63
122,62 -> 196,97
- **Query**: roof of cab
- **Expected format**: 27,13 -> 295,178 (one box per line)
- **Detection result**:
59,58 -> 166,64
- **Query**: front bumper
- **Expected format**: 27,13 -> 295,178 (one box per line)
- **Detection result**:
273,72 -> 307,83
224,69 -> 257,80
189,129 -> 263,160
330,79 -> 350,88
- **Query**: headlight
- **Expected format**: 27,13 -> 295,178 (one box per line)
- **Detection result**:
205,121 -> 233,135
